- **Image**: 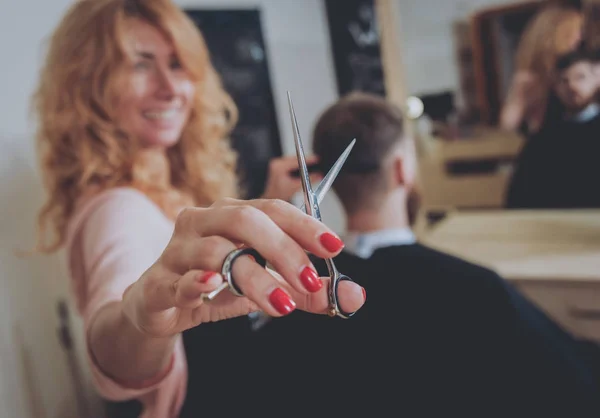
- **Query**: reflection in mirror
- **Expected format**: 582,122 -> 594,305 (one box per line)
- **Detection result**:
397,0 -> 595,214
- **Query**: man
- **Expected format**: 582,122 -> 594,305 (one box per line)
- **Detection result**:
260,92 -> 600,417
506,47 -> 600,208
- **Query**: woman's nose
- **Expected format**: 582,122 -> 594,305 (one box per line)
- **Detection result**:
155,68 -> 177,98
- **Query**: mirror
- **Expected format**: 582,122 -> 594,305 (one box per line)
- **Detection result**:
395,0 -> 532,213
395,0 -> 591,213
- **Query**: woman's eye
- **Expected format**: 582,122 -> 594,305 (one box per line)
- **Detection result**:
170,59 -> 183,70
134,61 -> 151,70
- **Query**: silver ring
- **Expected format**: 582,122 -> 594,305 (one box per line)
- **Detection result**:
221,248 -> 263,297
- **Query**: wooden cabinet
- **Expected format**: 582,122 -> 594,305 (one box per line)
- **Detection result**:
417,129 -> 525,212
420,209 -> 600,342
515,282 -> 600,342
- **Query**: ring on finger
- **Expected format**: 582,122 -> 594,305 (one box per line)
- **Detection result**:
221,247 -> 267,297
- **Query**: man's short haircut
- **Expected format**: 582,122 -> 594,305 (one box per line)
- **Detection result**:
312,92 -> 406,214
556,47 -> 594,72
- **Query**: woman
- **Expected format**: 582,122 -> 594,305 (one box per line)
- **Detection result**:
500,3 -> 583,135
32,0 -> 366,417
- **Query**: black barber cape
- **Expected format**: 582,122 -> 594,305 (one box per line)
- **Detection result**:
258,243 -> 600,417
506,107 -> 600,209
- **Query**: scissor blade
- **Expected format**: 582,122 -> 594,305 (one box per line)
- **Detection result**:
287,92 -> 314,216
300,138 -> 356,213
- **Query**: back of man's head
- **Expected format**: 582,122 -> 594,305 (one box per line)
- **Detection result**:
312,92 -> 412,215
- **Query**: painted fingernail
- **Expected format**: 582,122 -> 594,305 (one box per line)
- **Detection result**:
319,232 -> 344,252
269,288 -> 296,315
198,271 -> 217,283
299,266 -> 322,292
362,286 -> 367,301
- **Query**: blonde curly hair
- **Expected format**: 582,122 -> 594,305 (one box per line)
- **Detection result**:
515,4 -> 583,85
33,0 -> 239,253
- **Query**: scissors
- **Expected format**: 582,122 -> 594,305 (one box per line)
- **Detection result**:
201,91 -> 357,319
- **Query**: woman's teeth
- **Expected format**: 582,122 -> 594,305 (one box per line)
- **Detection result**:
144,110 -> 177,120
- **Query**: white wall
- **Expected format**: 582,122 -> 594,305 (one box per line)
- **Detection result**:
0,0 -> 104,416
0,1 -> 341,417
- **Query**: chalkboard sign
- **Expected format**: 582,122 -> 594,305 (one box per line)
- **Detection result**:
185,9 -> 282,198
324,0 -> 386,97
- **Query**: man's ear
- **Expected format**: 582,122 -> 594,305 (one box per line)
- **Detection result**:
391,153 -> 406,186
594,63 -> 600,83
392,141 -> 418,188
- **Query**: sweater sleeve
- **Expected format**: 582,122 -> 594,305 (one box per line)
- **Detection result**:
65,188 -> 188,408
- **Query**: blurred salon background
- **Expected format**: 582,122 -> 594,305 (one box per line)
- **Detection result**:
1,0 -> 600,416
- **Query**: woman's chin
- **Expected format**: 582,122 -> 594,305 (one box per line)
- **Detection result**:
140,132 -> 182,149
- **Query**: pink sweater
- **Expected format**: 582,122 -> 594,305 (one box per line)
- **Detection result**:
66,188 -> 188,418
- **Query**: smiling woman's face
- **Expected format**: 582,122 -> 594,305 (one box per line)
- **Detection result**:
117,18 -> 196,148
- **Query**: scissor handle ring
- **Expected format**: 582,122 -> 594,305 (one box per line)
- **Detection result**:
221,248 -> 267,297
329,274 -> 357,319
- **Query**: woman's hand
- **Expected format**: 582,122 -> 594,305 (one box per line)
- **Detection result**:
261,155 -> 323,201
500,71 -> 542,131
511,71 -> 539,97
121,198 -> 365,338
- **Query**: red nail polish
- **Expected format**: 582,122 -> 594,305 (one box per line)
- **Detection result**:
198,271 -> 216,283
362,286 -> 367,301
300,266 -> 322,292
269,288 -> 296,315
319,232 -> 344,252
